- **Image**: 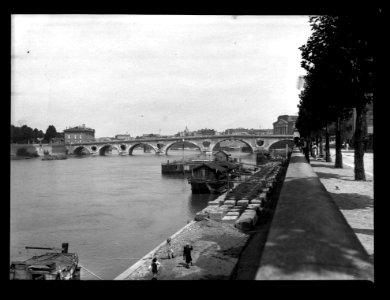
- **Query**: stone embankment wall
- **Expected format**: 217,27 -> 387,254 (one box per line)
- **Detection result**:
11,144 -> 66,157
10,144 -> 39,157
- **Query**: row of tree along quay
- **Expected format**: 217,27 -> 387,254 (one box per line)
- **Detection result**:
296,15 -> 376,181
10,124 -> 61,145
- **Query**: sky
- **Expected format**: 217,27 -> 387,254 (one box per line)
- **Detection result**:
11,15 -> 312,138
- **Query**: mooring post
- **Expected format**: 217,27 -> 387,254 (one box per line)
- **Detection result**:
62,243 -> 69,253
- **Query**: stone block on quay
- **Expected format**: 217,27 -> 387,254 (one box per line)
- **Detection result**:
208,200 -> 221,206
220,204 -> 234,210
226,211 -> 240,216
237,199 -> 249,207
233,205 -> 245,213
250,199 -> 262,205
209,207 -> 228,221
242,209 -> 259,225
222,215 -> 239,224
217,196 -> 228,204
247,203 -> 261,211
224,200 -> 237,206
194,211 -> 208,221
202,206 -> 218,214
235,211 -> 256,231
194,206 -> 215,221
242,209 -> 257,216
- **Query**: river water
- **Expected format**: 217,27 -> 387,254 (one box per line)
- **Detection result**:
10,149 -> 256,280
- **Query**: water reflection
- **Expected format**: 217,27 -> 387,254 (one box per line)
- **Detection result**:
161,173 -> 216,215
187,193 -> 217,215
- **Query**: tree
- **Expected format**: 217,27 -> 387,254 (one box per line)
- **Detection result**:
33,128 -> 44,141
11,125 -> 23,143
298,15 -> 375,179
20,125 -> 34,144
11,124 -> 46,144
44,125 -> 58,143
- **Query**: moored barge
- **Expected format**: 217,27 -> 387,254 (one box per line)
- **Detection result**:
188,161 -> 240,194
10,243 -> 80,280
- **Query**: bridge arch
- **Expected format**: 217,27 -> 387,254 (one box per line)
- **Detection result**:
164,141 -> 202,155
73,146 -> 91,156
268,139 -> 295,150
98,144 -> 120,156
210,138 -> 254,154
128,143 -> 158,155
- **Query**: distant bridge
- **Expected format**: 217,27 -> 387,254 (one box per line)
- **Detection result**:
66,134 -> 294,156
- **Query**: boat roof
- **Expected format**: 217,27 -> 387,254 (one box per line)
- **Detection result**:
13,252 -> 78,271
214,150 -> 231,156
193,161 -> 238,173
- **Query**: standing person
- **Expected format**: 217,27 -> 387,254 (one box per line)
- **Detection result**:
148,257 -> 161,280
312,143 -> 317,160
166,238 -> 174,259
183,243 -> 193,268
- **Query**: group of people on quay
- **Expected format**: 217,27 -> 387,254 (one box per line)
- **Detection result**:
148,238 -> 193,280
296,138 -> 319,162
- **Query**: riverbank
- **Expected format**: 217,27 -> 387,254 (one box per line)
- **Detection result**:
114,150 -> 374,281
115,159 -> 287,280
116,219 -> 250,280
10,155 -> 36,160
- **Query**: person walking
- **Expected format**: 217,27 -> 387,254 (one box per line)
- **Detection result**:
166,238 -> 174,259
148,257 -> 161,280
183,243 -> 193,268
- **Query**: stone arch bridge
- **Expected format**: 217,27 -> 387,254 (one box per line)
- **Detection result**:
67,134 -> 294,156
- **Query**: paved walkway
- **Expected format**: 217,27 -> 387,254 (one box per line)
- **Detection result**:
329,148 -> 373,177
254,151 -> 373,280
310,153 -> 374,263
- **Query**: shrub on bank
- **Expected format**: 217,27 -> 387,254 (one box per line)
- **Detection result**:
16,147 -> 39,157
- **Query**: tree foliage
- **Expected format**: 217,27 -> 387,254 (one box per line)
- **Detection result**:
11,124 -> 44,144
44,125 -> 58,143
297,15 -> 375,179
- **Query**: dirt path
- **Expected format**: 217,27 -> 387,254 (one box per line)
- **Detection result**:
121,219 -> 251,280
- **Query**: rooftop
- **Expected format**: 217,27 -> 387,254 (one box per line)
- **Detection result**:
64,125 -> 95,132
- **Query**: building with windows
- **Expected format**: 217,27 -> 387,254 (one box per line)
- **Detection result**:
273,115 -> 298,135
223,128 -> 273,135
115,134 -> 132,140
63,124 -> 95,144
